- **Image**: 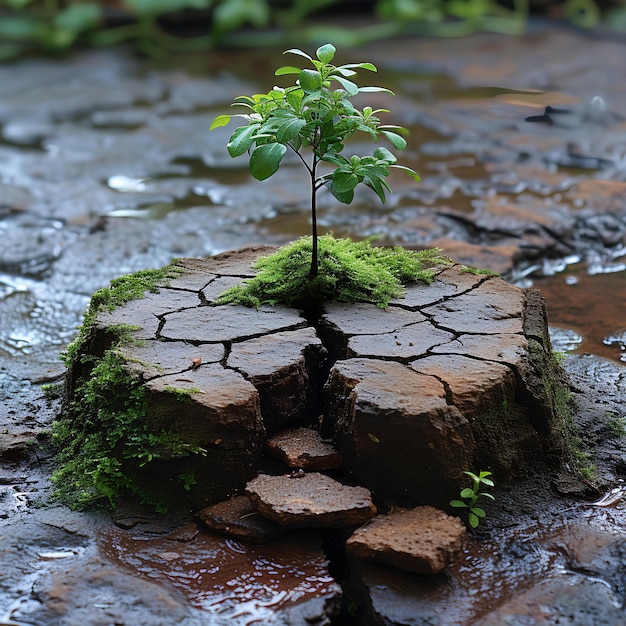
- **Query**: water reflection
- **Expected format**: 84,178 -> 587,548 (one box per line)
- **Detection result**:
100,527 -> 338,624
532,261 -> 626,363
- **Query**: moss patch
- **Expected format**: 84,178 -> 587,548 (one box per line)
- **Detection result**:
52,261 -> 210,512
61,262 -> 182,366
460,266 -> 499,276
216,235 -> 453,309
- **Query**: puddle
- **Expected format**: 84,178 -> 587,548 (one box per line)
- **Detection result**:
99,527 -> 338,624
355,504 -> 626,625
532,261 -> 626,363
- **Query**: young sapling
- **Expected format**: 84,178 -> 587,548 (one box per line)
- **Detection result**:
211,43 -> 421,280
450,470 -> 495,529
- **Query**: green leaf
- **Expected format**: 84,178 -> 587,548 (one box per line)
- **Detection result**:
326,182 -> 354,204
374,146 -> 397,164
365,176 -> 389,204
449,500 -> 468,508
233,95 -> 256,106
1,0 -> 33,8
321,153 -> 349,166
54,4 -> 101,34
330,171 -> 360,193
482,492 -> 496,501
0,16 -> 44,39
390,164 -> 421,182
285,89 -> 303,111
469,513 -> 480,528
249,143 -> 287,180
275,65 -> 302,76
210,114 -> 232,131
358,86 -> 394,95
316,43 -> 336,64
332,75 -> 359,96
460,488 -> 475,498
355,123 -> 378,140
338,62 -> 377,72
448,0 -> 490,19
381,130 -> 407,150
471,507 -> 486,518
213,0 -> 270,31
299,69 -> 323,93
285,47 -> 312,61
227,124 -> 260,157
271,114 -> 306,143
333,67 -> 357,77
124,0 -> 206,14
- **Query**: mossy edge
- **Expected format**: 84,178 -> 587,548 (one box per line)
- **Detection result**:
52,261 -> 211,512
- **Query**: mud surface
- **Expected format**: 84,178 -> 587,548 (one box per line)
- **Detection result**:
1,23 -> 625,625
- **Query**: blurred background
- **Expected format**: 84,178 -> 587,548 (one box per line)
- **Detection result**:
2,0 -> 626,60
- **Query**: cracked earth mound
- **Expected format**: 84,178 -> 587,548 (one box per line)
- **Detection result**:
60,246 -> 572,510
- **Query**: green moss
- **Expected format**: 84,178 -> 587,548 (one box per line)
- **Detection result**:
164,385 -> 202,401
52,349 -> 207,511
51,260 -> 212,512
460,266 -> 499,276
61,262 -> 182,366
541,353 -> 596,480
607,414 -> 626,437
216,235 -> 453,308
41,382 -> 64,400
579,464 -> 596,480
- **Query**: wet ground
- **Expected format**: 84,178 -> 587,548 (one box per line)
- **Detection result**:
1,22 -> 626,625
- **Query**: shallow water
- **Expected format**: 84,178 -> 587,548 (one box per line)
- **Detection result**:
534,260 -> 626,363
100,527 -> 338,624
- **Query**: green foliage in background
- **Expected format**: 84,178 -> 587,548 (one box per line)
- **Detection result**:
0,0 -> 620,60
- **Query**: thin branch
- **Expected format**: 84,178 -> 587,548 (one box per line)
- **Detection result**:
287,142 -> 312,174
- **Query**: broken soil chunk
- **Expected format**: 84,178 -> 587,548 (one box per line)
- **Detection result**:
346,506 -> 466,574
227,329 -> 327,431
266,428 -> 343,471
246,473 -> 376,528
196,496 -> 287,543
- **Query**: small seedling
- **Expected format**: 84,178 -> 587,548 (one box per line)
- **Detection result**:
450,470 -> 495,529
211,43 -> 420,278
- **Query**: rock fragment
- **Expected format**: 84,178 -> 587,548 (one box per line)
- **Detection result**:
246,473 -> 376,528
346,506 -> 466,574
325,358 -> 475,507
160,304 -> 306,343
196,495 -> 286,543
266,427 -> 343,471
228,328 -> 327,431
422,274 -> 525,334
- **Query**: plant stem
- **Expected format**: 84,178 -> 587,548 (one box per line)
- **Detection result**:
310,156 -> 318,277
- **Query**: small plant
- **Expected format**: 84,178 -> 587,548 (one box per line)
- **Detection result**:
606,411 -> 626,438
211,43 -> 420,280
450,470 -> 495,529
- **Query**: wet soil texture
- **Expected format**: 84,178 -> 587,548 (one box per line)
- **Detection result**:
1,23 -> 626,626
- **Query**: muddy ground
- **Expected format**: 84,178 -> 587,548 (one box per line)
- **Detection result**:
1,22 -> 626,625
